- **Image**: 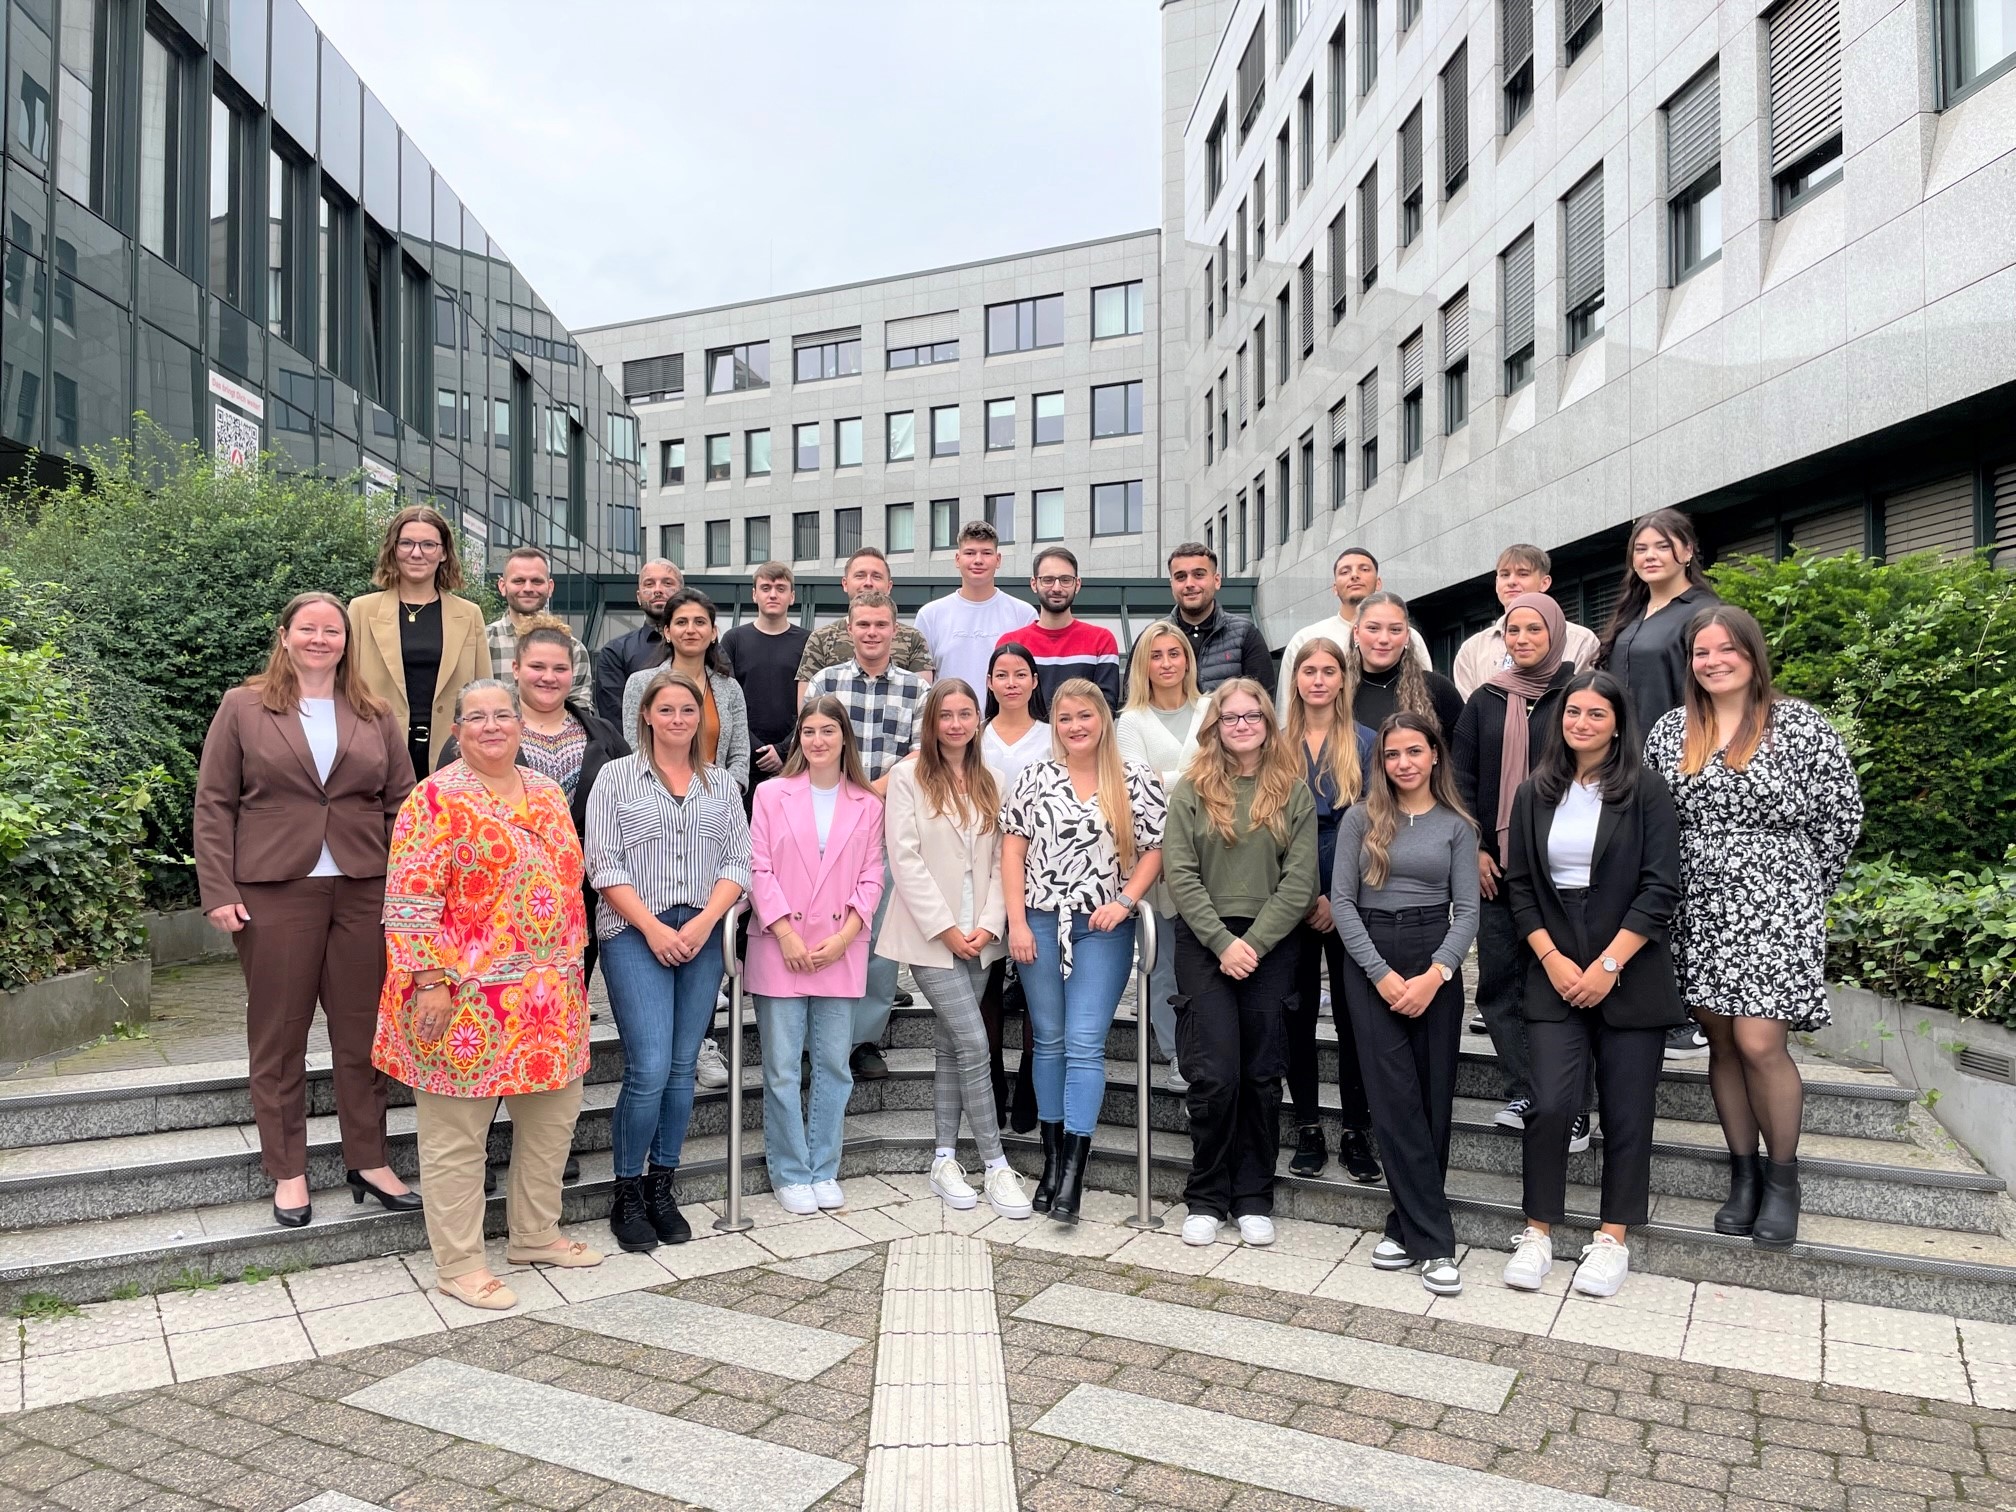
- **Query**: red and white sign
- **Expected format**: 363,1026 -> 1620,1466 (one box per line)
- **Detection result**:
207,370 -> 265,421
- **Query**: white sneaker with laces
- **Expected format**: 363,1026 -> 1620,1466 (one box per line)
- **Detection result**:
694,1037 -> 730,1090
1502,1226 -> 1554,1291
984,1165 -> 1034,1219
1181,1213 -> 1223,1247
1370,1237 -> 1415,1270
1421,1257 -> 1463,1296
774,1183 -> 818,1215
1495,1097 -> 1531,1130
811,1179 -> 846,1210
929,1156 -> 978,1210
1569,1112 -> 1595,1154
1572,1233 -> 1631,1297
1236,1215 -> 1276,1246
1165,1060 -> 1190,1093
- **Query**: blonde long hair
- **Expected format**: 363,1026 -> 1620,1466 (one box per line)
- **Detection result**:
914,679 -> 999,833
1360,712 -> 1476,888
1122,621 -> 1201,712
1281,637 -> 1363,808
1182,680 -> 1303,847
634,668 -> 707,772
1343,590 -> 1443,731
1050,678 -> 1141,872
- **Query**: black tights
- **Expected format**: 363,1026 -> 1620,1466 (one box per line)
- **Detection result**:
1696,1010 -> 1804,1163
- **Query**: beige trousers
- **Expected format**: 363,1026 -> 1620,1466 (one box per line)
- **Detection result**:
413,1078 -> 584,1281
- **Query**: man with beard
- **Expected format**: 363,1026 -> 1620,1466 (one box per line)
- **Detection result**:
1163,541 -> 1272,694
485,547 -> 593,702
997,546 -> 1121,711
1276,546 -> 1430,706
795,547 -> 936,704
593,558 -> 683,726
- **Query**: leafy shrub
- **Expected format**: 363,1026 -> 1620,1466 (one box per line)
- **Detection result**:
1829,851 -> 2016,1025
0,572 -> 153,990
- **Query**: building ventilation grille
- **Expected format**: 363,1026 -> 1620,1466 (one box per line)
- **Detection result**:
1958,1045 -> 2016,1085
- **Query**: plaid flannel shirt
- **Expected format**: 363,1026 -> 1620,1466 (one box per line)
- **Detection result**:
803,658 -> 926,780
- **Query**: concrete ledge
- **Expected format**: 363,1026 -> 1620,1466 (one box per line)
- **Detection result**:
140,907 -> 234,967
0,958 -> 151,1066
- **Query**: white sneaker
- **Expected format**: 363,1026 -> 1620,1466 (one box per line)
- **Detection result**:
774,1183 -> 818,1215
811,1179 -> 846,1210
983,1165 -> 1034,1219
1181,1213 -> 1223,1246
694,1037 -> 730,1090
929,1156 -> 978,1210
1236,1215 -> 1276,1246
1569,1113 -> 1595,1154
1495,1098 -> 1531,1131
1164,1060 -> 1190,1093
1571,1233 -> 1631,1297
1421,1257 -> 1463,1296
1502,1226 -> 1554,1291
1370,1237 -> 1415,1270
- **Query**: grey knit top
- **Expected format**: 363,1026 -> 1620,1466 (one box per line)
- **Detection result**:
1329,803 -> 1481,983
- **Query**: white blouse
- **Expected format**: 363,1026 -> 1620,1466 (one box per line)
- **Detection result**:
982,720 -> 1051,796
1548,779 -> 1604,889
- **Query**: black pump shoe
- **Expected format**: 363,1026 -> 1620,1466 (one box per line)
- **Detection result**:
1713,1153 -> 1764,1236
644,1166 -> 692,1244
272,1200 -> 312,1228
347,1169 -> 423,1212
1752,1158 -> 1801,1250
1031,1121 -> 1064,1214
1049,1133 -> 1094,1225
1339,1127 -> 1384,1185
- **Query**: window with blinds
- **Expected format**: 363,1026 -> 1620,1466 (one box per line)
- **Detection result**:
1298,255 -> 1315,353
1359,369 -> 1380,486
1441,42 -> 1469,194
1997,463 -> 2016,565
1501,227 -> 1535,390
1563,167 -> 1605,352
1790,503 -> 1866,559
1399,105 -> 1424,244
1359,166 -> 1379,288
1718,529 -> 1779,564
1399,331 -> 1423,395
622,353 -> 683,401
1502,0 -> 1534,130
1884,475 -> 1978,560
1442,289 -> 1471,434
1329,210 -> 1349,322
1399,331 -> 1424,460
1239,19 -> 1267,139
1254,168 -> 1267,260
1359,0 -> 1379,94
1768,0 -> 1843,213
1666,64 -> 1723,282
1329,398 -> 1350,510
1564,0 -> 1602,64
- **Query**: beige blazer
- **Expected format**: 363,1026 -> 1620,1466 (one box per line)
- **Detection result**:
347,590 -> 486,772
874,760 -> 1008,970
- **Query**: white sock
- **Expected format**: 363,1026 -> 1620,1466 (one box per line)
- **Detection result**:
984,1157 -> 1011,1173
935,1147 -> 956,1163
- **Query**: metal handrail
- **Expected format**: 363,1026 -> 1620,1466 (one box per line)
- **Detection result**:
1124,907 -> 1164,1232
713,901 -> 754,1234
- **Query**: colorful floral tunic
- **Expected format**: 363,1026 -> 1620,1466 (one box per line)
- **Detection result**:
374,760 -> 590,1097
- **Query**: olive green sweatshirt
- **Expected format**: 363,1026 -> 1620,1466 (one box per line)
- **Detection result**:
1162,774 -> 1318,957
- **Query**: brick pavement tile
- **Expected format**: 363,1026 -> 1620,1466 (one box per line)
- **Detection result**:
1728,1465 -> 1849,1508
750,1409 -> 862,1460
678,1389 -> 777,1435
69,1424 -> 176,1471
1615,1389 -> 1688,1426
1654,1450 -> 1731,1491
135,1446 -> 239,1494
1381,1426 -> 1496,1470
1762,1444 -> 1844,1480
1539,1432 -> 1654,1479
1022,1484 -> 1139,1512
1685,1402 -> 1762,1439
1056,1444 -> 1137,1491
1835,1456 -> 1962,1497
1485,1450 -> 1610,1496
1436,1403 -> 1547,1452
1864,1407 -> 1978,1445
617,1378 -> 700,1416
42,1467 -> 154,1510
13,1401 -> 116,1447
1219,1491 -> 1331,1512
1116,1462 -> 1236,1509
1281,1403 -> 1394,1447
1006,1371 -> 1075,1407
490,1458 -> 606,1511
428,1438 -> 531,1487
203,1468 -> 315,1512
1190,1384 -> 1297,1425
1759,1389 -> 1865,1426
1030,1351 -> 1122,1385
375,1483 -> 495,1511
1605,1476 -> 1727,1512
1244,1368 -> 1347,1408
1869,1434 -> 1986,1474
1336,1386 -> 1443,1429
1106,1364 -> 1207,1405
1842,1491 -> 1929,1512
1647,1423 -> 1763,1463
1574,1409 -> 1646,1445
0,1440 -> 93,1489
126,1493 -> 214,1512
1657,1374 -> 1761,1409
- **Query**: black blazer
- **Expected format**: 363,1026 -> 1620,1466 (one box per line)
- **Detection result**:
1451,664 -> 1577,866
1504,773 -> 1685,1029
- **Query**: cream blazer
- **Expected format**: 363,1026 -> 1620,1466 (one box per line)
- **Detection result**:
347,590 -> 486,773
874,760 -> 1008,969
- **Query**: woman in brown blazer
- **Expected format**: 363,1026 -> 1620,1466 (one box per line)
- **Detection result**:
194,592 -> 421,1227
348,504 -> 485,777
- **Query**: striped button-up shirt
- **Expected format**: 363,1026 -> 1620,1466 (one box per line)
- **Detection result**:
486,614 -> 593,703
582,754 -> 752,941
803,659 -> 926,780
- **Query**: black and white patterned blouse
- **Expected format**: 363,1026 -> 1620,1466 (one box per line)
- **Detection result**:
583,756 -> 753,941
1645,698 -> 1862,1027
1001,758 -> 1167,975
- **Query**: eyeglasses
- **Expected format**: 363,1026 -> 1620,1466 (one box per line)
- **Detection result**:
1218,711 -> 1268,729
396,539 -> 444,556
1033,575 -> 1078,589
458,711 -> 520,727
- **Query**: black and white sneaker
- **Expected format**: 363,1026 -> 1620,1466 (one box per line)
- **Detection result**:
1568,1113 -> 1595,1154
1664,1023 -> 1709,1059
1421,1257 -> 1463,1296
1370,1237 -> 1416,1270
1494,1098 -> 1532,1131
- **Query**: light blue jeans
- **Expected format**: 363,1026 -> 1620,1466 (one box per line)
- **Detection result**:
851,857 -> 898,1049
753,994 -> 855,1188
1021,911 -> 1138,1135
1145,905 -> 1182,1063
600,906 -> 724,1179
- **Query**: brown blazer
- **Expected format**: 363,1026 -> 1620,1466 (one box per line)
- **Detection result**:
193,685 -> 417,909
346,589 -> 485,771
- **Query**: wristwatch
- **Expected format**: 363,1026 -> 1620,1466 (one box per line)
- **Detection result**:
1601,956 -> 1620,974
1434,963 -> 1454,983
1118,894 -> 1140,916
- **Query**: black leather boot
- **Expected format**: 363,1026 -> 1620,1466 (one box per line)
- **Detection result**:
1752,1159 -> 1801,1250
1031,1120 -> 1064,1214
1049,1133 -> 1094,1225
644,1165 -> 692,1244
1712,1153 -> 1764,1236
608,1176 -> 659,1252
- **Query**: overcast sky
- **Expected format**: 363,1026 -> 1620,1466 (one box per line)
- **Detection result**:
303,0 -> 1163,331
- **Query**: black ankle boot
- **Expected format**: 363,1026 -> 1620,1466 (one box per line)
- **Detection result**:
1713,1154 -> 1764,1236
1031,1121 -> 1064,1214
1752,1159 -> 1801,1250
1049,1133 -> 1094,1225
609,1176 -> 659,1252
644,1165 -> 692,1245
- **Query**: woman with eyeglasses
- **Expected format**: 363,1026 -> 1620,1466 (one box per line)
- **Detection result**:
349,505 -> 486,778
1163,680 -> 1316,1248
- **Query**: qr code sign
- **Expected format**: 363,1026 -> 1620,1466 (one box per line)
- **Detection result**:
214,404 -> 260,471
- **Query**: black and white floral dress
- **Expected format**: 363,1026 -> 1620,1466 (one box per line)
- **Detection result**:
1645,699 -> 1862,1028
1000,758 -> 1168,977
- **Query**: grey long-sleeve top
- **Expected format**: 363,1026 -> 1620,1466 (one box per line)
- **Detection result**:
1328,802 -> 1481,984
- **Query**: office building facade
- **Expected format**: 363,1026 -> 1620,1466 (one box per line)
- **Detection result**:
0,0 -> 641,574
1170,0 -> 2016,653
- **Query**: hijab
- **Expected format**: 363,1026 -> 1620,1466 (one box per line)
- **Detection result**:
1485,591 -> 1569,857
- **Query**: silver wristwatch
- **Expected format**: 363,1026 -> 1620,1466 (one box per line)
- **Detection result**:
1601,956 -> 1620,974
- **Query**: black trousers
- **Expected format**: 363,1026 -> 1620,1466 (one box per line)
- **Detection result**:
1342,906 -> 1465,1261
1479,893 -> 1597,1114
1523,1015 -> 1664,1226
1290,923 -> 1371,1130
1174,916 -> 1294,1220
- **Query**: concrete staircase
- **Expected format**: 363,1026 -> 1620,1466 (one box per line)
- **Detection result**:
2,1002 -> 2014,1321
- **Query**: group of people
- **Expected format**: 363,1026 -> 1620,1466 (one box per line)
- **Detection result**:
192,499 -> 1860,1310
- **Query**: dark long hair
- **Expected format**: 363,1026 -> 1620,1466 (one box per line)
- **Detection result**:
1679,604 -> 1779,775
983,640 -> 1050,722
663,587 -> 732,678
1596,508 -> 1712,667
1529,670 -> 1643,808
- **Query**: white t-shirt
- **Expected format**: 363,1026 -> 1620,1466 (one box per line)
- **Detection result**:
982,720 -> 1051,797
914,589 -> 1037,697
1547,779 -> 1604,889
810,779 -> 839,851
300,698 -> 343,877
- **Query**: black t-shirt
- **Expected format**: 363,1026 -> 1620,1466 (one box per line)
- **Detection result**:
398,598 -> 443,727
1352,663 -> 1466,745
723,621 -> 811,753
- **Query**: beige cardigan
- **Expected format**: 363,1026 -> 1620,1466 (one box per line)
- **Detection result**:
874,760 -> 1008,969
347,589 -> 486,772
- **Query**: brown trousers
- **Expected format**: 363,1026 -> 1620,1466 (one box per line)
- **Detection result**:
415,1079 -> 584,1280
233,875 -> 390,1181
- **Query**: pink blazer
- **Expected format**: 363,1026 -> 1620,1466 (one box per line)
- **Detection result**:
745,773 -> 886,999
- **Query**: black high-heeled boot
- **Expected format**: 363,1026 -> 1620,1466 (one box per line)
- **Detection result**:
1713,1153 -> 1763,1236
1049,1133 -> 1094,1225
1030,1121 -> 1064,1214
1752,1159 -> 1801,1249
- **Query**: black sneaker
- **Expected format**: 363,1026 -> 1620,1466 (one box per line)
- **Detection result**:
1288,1125 -> 1327,1177
608,1177 -> 659,1253
1339,1127 -> 1383,1185
892,990 -> 914,1008
563,1154 -> 581,1183
1568,1113 -> 1595,1154
1494,1098 -> 1532,1131
1664,1023 -> 1709,1059
850,1044 -> 889,1081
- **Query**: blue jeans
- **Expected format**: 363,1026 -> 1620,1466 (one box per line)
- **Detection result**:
852,855 -> 898,1049
1021,911 -> 1137,1135
1145,905 -> 1181,1063
754,994 -> 855,1187
600,906 -> 724,1179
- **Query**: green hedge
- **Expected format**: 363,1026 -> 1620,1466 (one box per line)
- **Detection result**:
1828,851 -> 2016,1026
